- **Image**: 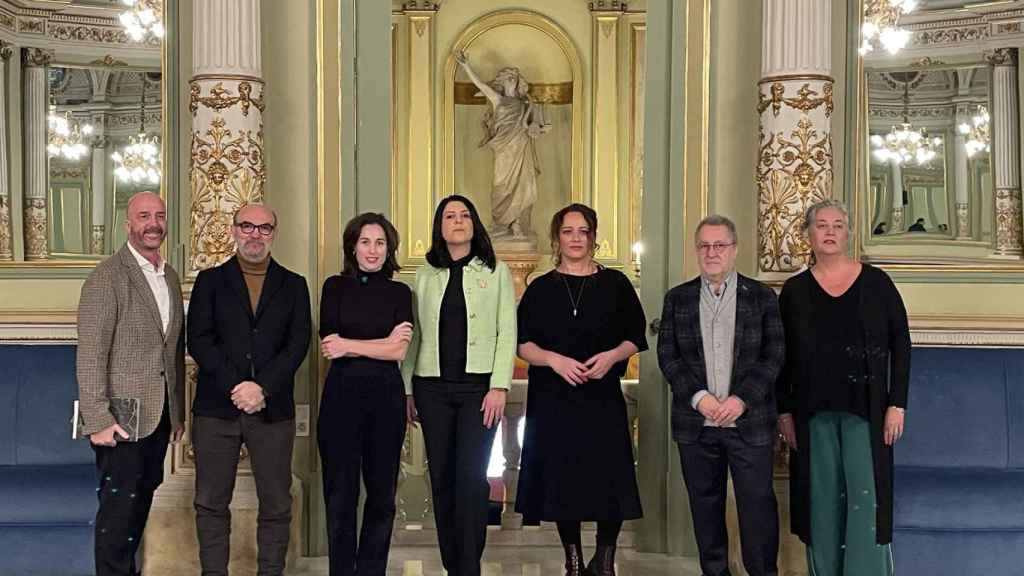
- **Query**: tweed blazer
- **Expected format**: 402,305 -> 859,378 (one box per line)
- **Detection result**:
657,273 -> 785,446
76,244 -> 185,439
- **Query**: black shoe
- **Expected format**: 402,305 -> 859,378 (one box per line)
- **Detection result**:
564,543 -> 585,576
585,544 -> 616,576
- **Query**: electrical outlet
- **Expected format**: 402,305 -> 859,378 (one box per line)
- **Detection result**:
295,404 -> 310,437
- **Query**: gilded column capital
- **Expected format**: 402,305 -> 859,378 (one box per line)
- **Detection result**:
0,40 -> 13,61
23,47 -> 53,67
402,0 -> 441,11
986,48 -> 1017,67
589,0 -> 627,12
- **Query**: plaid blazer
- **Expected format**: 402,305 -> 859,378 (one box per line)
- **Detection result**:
657,273 -> 785,446
76,245 -> 185,439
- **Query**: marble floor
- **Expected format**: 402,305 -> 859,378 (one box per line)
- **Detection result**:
288,547 -> 702,575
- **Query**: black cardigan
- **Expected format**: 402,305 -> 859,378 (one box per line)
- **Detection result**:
776,264 -> 911,545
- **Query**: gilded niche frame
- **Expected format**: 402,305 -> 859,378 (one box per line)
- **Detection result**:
0,3 -> 177,275
442,9 -> 585,219
847,0 -> 1024,276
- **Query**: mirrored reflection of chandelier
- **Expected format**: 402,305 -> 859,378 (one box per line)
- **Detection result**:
860,0 -> 918,56
958,105 -> 990,158
47,104 -> 94,161
119,0 -> 164,42
112,79 -> 161,185
871,74 -> 942,166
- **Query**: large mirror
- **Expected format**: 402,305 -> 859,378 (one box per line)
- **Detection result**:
48,66 -> 162,257
853,0 -> 1023,267
0,0 -> 167,267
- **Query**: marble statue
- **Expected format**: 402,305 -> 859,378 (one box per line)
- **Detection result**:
457,50 -> 551,240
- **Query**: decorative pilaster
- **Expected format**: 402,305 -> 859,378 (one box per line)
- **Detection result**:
757,0 -> 833,273
954,104 -> 971,239
23,47 -> 53,261
989,48 -> 1021,256
189,0 -> 266,274
591,1 -> 625,260
91,135 -> 108,254
890,158 -> 904,232
404,1 -> 438,260
0,41 -> 13,260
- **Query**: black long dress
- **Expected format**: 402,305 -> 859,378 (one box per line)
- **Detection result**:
515,268 -> 647,523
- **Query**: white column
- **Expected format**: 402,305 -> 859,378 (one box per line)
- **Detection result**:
22,48 -> 53,261
890,158 -> 904,232
757,0 -> 833,274
189,0 -> 265,274
0,42 -> 13,260
91,136 -> 107,255
954,105 -> 971,239
989,48 -> 1021,256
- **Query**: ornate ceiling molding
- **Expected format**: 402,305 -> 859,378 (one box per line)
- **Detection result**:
0,0 -> 161,50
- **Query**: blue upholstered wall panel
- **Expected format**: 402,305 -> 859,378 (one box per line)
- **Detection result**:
0,345 -> 92,466
897,348 -> 1009,469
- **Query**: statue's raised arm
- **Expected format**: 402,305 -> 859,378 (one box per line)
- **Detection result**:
456,50 -> 501,109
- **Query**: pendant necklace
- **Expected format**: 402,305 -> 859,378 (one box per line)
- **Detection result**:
561,271 -> 589,317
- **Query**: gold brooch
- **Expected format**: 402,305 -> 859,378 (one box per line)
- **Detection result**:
478,279 -> 488,289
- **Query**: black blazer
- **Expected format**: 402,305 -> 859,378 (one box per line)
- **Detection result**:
188,256 -> 312,421
657,273 -> 786,446
776,264 -> 910,545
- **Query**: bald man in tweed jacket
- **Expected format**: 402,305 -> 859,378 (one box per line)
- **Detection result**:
77,192 -> 184,576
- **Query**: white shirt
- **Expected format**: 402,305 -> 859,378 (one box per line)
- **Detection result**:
126,241 -> 171,335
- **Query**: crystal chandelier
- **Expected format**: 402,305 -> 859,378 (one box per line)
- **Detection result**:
119,0 -> 164,42
957,105 -> 990,158
860,0 -> 918,56
112,79 -> 161,185
871,75 -> 942,166
47,104 -> 94,161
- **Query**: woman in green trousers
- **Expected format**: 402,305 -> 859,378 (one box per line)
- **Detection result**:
777,199 -> 911,575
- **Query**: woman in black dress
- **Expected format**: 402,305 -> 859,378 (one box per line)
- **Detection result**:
516,203 -> 647,576
318,213 -> 413,576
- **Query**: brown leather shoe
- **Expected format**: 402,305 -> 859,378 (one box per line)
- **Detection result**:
585,544 -> 617,576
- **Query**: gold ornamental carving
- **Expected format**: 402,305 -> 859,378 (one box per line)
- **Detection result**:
956,203 -> 970,239
994,188 -> 1023,256
403,1 -> 440,9
0,195 -> 11,260
91,224 -> 105,255
189,81 -> 266,117
24,198 -> 48,261
18,18 -> 44,34
89,55 -> 129,68
23,47 -> 53,67
190,116 -> 266,272
589,0 -> 627,10
48,23 -> 160,47
758,82 -> 833,118
454,81 -> 573,106
757,116 -> 832,272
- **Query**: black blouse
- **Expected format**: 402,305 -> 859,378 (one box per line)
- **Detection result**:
438,253 -> 488,383
319,270 -> 413,369
809,270 -> 868,418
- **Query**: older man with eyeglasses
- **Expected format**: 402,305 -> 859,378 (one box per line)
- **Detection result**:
657,214 -> 786,576
187,203 -> 311,576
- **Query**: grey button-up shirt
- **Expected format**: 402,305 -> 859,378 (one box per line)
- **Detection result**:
693,270 -> 737,427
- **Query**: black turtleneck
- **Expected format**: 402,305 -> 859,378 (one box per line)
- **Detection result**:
439,253 -> 487,383
318,269 -> 413,345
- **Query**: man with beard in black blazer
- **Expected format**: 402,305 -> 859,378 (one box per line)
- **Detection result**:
187,203 -> 311,576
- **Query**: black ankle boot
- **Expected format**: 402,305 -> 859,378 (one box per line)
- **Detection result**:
585,544 -> 616,576
564,543 -> 585,576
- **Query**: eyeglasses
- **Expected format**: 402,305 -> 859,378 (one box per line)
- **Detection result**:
235,221 -> 275,236
696,242 -> 735,254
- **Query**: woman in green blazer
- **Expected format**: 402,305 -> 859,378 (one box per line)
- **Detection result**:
402,194 -> 516,576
